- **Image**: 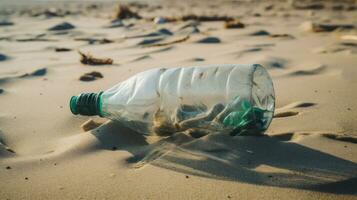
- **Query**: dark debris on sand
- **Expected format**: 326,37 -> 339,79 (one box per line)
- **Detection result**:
0,53 -> 9,61
145,35 -> 190,47
105,19 -> 124,28
114,4 -> 141,20
270,34 -> 295,39
225,19 -> 245,29
249,30 -> 270,36
48,22 -> 75,31
55,47 -> 72,52
30,68 -> 47,76
78,51 -> 113,65
0,20 -> 14,26
302,22 -> 355,32
137,38 -> 164,46
79,71 -> 103,82
29,7 -> 79,18
314,24 -> 354,32
292,3 -> 324,10
20,68 -> 47,78
74,38 -> 114,45
167,15 -> 234,22
196,37 -> 221,44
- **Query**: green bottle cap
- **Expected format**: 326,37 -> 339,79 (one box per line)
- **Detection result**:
69,92 -> 103,116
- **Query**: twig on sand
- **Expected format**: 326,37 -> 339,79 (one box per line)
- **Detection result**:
145,35 -> 190,47
78,51 -> 113,65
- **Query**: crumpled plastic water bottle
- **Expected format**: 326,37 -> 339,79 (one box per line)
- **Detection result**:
70,64 -> 275,136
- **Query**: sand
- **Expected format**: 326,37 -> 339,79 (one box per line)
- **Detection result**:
0,0 -> 357,199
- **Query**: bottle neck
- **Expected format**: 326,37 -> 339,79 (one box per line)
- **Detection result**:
70,92 -> 103,117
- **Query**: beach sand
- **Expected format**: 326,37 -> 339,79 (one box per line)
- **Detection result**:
0,0 -> 357,199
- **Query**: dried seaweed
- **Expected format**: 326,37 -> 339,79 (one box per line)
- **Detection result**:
225,19 -> 245,29
78,51 -> 113,65
114,4 -> 141,19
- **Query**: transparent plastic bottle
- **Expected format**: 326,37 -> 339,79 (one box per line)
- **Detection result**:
70,64 -> 275,136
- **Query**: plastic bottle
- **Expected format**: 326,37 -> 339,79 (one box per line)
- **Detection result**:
70,64 -> 275,136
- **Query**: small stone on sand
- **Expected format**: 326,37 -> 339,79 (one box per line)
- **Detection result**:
153,16 -> 166,24
31,68 -> 47,76
157,28 -> 173,36
79,71 -> 103,81
249,30 -> 270,36
106,19 -> 124,28
48,22 -> 75,31
20,68 -> 47,78
196,37 -> 221,44
0,20 -> 14,26
0,53 -> 9,61
55,48 -> 72,52
6,166 -> 11,170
